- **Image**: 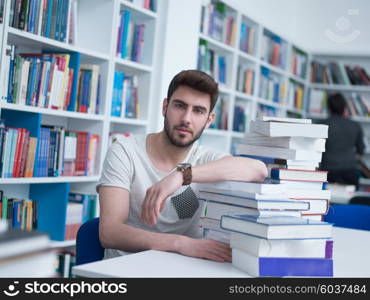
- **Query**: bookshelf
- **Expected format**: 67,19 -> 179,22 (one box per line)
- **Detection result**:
197,0 -> 309,153
0,0 -> 162,252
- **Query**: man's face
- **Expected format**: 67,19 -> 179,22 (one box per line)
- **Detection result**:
163,85 -> 215,148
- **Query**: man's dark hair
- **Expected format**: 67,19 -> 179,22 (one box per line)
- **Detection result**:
328,93 -> 347,115
167,70 -> 219,112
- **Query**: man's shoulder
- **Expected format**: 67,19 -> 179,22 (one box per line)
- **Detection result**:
109,134 -> 145,153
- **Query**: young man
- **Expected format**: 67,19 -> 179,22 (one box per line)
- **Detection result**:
97,70 -> 267,262
320,93 -> 365,188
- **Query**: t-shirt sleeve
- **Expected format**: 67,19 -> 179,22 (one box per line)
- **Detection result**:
96,141 -> 134,192
195,146 -> 231,165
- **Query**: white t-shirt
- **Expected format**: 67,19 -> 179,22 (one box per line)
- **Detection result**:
97,134 -> 229,259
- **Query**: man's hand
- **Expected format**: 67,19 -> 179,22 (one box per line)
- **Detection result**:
175,235 -> 232,262
141,171 -> 183,226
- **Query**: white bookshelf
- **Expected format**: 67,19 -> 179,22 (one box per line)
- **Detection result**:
197,0 -> 308,153
0,0 -> 162,248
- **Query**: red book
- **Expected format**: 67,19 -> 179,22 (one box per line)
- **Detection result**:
75,131 -> 88,175
12,128 -> 26,177
18,130 -> 30,177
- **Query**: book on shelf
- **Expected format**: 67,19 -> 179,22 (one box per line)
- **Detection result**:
128,0 -> 157,11
209,96 -> 228,130
220,215 -> 333,239
233,104 -> 246,132
236,143 -> 323,161
198,179 -> 287,195
230,231 -> 333,258
68,191 -> 98,223
198,191 -> 308,212
287,80 -> 304,110
111,71 -> 140,119
197,39 -> 227,85
259,66 -> 286,103
236,65 -> 254,95
261,31 -> 287,69
311,60 -> 370,86
116,9 -> 146,63
232,248 -> 333,277
291,48 -> 307,79
64,201 -> 83,240
309,89 -> 328,115
249,120 -> 329,138
200,2 -> 236,46
244,133 -> 326,152
239,22 -> 256,55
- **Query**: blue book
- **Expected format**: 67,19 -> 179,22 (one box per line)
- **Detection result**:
232,248 -> 333,277
221,215 -> 333,239
45,0 -> 54,38
121,10 -> 131,59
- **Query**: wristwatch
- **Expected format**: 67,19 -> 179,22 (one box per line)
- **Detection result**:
176,163 -> 192,185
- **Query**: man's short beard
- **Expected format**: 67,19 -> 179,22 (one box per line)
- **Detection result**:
163,115 -> 207,148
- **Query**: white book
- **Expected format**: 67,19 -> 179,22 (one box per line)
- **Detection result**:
200,199 -> 302,220
271,168 -> 327,182
198,217 -> 229,234
287,189 -> 331,200
290,199 -> 329,215
276,179 -> 325,190
230,231 -> 333,258
244,133 -> 326,152
80,64 -> 100,114
199,189 -> 289,200
258,116 -> 312,124
203,228 -> 230,244
250,120 -> 328,138
221,215 -> 333,239
198,180 -> 287,195
237,144 -> 322,161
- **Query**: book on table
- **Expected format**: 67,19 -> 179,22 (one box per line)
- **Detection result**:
230,231 -> 333,258
199,199 -> 303,220
258,116 -> 313,124
244,132 -> 326,152
232,248 -> 333,277
236,143 -> 322,161
198,179 -> 287,195
198,191 -> 309,211
270,168 -> 328,182
220,215 -> 333,239
250,120 -> 328,138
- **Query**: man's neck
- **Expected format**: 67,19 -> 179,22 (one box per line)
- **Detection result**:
146,131 -> 192,172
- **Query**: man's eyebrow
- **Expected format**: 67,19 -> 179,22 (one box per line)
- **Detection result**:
172,99 -> 208,112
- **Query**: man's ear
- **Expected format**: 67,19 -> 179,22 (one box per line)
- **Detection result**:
205,111 -> 215,129
162,98 -> 169,117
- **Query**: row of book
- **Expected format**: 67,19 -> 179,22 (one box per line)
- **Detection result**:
209,97 -> 228,130
2,47 -> 101,115
311,60 -> 370,86
239,22 -> 256,55
259,67 -> 286,103
0,122 -> 99,178
116,9 -> 146,63
0,191 -> 37,231
233,104 -> 246,133
256,104 -> 278,118
127,0 -> 156,12
198,39 -> 227,85
286,81 -> 304,110
309,90 -> 370,117
111,71 -> 139,119
291,48 -> 308,79
236,65 -> 254,95
9,0 -> 77,43
261,32 -> 288,70
65,192 -> 98,240
198,116 -> 333,276
200,1 -> 237,46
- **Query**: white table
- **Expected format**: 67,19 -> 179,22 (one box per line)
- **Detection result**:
72,227 -> 370,278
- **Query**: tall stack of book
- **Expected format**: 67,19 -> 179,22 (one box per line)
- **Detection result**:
221,116 -> 333,276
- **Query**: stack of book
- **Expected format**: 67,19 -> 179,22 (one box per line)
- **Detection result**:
237,116 -> 330,221
197,180 -> 308,244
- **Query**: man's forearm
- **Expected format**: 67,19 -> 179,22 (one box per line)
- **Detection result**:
100,221 -> 182,253
192,156 -> 267,183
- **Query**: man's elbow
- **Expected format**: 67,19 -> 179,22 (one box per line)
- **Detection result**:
99,223 -> 114,249
253,160 -> 268,182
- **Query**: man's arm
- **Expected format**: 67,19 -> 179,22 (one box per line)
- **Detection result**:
99,186 -> 231,262
141,156 -> 267,225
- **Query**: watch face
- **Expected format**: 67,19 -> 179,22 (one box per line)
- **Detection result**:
178,163 -> 191,169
